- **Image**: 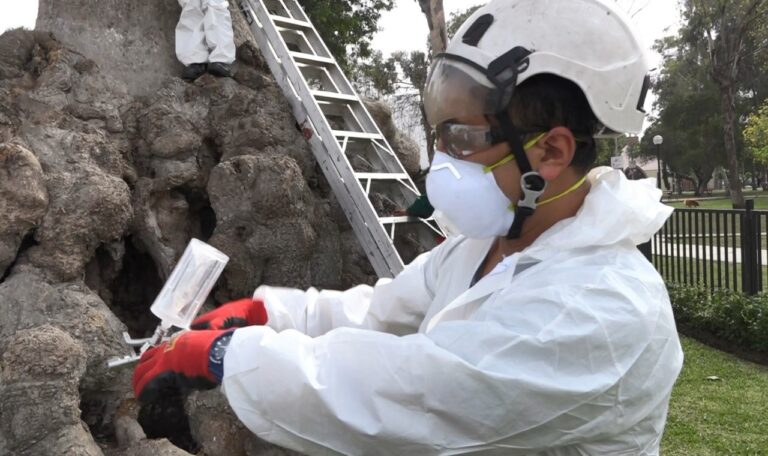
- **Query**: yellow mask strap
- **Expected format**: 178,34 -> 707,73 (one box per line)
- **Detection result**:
510,175 -> 588,210
483,133 -> 547,174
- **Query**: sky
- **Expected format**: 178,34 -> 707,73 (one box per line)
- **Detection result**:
0,1 -> 38,33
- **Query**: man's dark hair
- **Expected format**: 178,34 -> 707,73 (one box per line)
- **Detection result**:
508,74 -> 599,173
624,165 -> 647,180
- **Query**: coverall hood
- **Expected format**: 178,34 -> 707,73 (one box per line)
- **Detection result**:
529,168 -> 672,256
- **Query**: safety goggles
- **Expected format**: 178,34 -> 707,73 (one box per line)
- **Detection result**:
436,122 -> 504,158
437,121 -> 546,159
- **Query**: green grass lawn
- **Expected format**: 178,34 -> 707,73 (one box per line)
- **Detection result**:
662,337 -> 768,455
666,195 -> 768,210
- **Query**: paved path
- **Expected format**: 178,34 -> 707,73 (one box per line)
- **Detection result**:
653,241 -> 768,265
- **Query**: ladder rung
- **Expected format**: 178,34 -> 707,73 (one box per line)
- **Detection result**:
379,216 -> 423,224
332,130 -> 384,140
240,0 -> 446,277
271,15 -> 312,30
356,173 -> 410,181
290,51 -> 335,66
312,90 -> 359,103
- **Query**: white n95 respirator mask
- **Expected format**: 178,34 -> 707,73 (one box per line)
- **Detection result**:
426,150 -> 515,239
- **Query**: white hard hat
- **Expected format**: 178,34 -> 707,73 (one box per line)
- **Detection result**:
424,0 -> 650,135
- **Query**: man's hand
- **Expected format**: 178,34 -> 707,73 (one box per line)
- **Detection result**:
191,298 -> 268,330
132,330 -> 231,403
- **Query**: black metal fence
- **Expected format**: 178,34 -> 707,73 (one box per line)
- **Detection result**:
651,200 -> 767,294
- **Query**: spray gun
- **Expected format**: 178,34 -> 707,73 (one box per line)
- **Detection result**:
107,239 -> 229,368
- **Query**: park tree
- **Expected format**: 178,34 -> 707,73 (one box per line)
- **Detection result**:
594,136 -> 638,169
637,33 -> 726,196
299,0 -> 394,74
745,101 -> 768,166
447,5 -> 483,38
354,4 -> 483,162
355,50 -> 399,98
679,0 -> 768,207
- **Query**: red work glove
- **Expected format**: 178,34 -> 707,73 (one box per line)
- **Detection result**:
132,329 -> 231,403
191,298 -> 268,330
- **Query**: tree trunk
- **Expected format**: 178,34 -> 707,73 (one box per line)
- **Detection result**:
35,0 -> 180,96
417,0 -> 446,164
35,0 -> 255,97
662,163 -> 673,191
672,173 -> 682,195
718,80 -> 746,207
420,99 -> 436,164
752,162 -> 759,189
764,167 -> 768,190
696,179 -> 708,196
693,165 -> 715,196
418,0 -> 448,55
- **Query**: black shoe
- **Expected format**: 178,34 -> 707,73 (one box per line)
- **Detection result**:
182,63 -> 207,81
207,62 -> 232,78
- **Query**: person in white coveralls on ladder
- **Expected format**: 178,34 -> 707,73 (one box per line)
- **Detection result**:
134,0 -> 684,454
176,0 -> 237,80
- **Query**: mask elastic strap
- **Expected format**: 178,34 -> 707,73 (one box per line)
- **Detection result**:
503,175 -> 588,239
509,175 -> 587,211
483,133 -> 546,173
536,176 -> 588,207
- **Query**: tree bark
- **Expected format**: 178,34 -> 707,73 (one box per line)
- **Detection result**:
418,0 -> 447,55
35,0 -> 255,97
35,0 -> 180,96
718,80 -> 747,207
419,100 -> 436,163
416,0 -> 447,164
662,163 -> 673,191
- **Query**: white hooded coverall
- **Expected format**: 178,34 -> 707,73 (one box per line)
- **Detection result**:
176,0 -> 236,65
222,170 -> 684,455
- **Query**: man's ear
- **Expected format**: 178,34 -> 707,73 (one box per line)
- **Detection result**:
536,126 -> 577,181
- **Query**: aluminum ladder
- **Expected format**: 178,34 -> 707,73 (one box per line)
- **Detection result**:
237,0 -> 444,278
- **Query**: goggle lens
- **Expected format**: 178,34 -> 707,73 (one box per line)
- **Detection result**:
437,123 -> 502,158
437,122 -> 545,160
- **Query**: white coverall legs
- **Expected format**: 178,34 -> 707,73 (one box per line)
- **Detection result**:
176,0 -> 237,65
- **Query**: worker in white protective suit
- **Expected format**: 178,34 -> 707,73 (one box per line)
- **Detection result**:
133,0 -> 684,454
176,0 -> 237,80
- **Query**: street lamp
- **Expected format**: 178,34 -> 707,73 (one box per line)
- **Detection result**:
653,135 -> 664,191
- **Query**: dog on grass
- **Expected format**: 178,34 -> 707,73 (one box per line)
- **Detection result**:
684,199 -> 700,208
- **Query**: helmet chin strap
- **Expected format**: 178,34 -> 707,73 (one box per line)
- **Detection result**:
495,110 -> 547,240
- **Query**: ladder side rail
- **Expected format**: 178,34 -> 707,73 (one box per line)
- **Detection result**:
299,66 -> 343,94
246,0 -> 446,270
247,6 -> 399,250
369,138 -> 421,177
268,1 -> 438,218
275,0 -> 427,193
241,0 -> 396,276
262,0 -> 290,18
281,0 -> 311,23
338,101 -> 381,136
275,0 -> 293,18
242,0 -> 405,276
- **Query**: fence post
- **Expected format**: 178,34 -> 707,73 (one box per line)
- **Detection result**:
741,199 -> 759,295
